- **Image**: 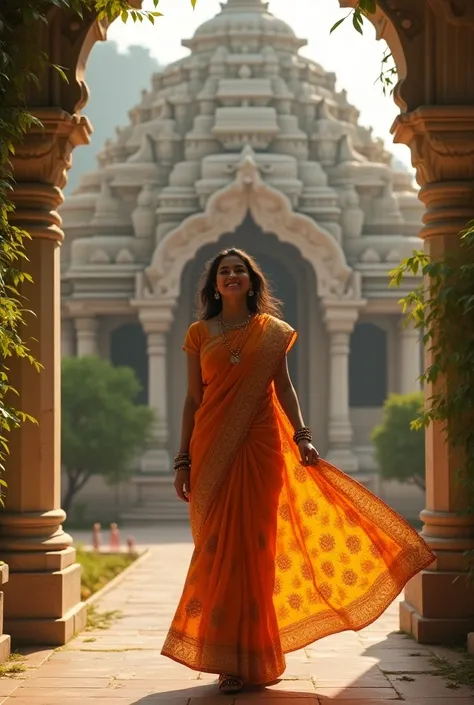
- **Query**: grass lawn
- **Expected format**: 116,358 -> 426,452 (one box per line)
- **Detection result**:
76,546 -> 138,601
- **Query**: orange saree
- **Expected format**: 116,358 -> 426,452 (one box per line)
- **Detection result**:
161,313 -> 434,684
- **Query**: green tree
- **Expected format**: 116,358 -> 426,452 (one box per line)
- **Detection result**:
371,392 -> 426,491
61,356 -> 154,512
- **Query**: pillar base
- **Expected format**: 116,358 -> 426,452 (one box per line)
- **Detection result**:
3,562 -> 81,619
400,600 -> 474,644
2,545 -> 85,645
399,567 -> 474,644
0,635 -> 11,664
325,448 -> 359,473
4,601 -> 87,645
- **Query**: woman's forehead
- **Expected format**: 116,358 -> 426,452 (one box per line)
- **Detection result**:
218,256 -> 246,269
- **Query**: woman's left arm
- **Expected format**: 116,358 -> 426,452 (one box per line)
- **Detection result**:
274,355 -> 320,466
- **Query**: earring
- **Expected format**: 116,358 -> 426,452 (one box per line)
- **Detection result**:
214,290 -> 220,300
248,287 -> 254,297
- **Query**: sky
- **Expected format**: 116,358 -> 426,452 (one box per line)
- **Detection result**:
106,0 -> 412,168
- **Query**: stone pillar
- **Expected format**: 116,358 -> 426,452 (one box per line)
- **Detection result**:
0,109 -> 90,643
138,304 -> 175,473
323,300 -> 364,473
61,318 -> 75,358
75,316 -> 99,357
393,106 -> 474,642
398,320 -> 421,394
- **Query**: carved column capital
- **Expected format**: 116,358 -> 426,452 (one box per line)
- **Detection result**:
392,106 -> 474,185
322,299 -> 366,334
392,107 -> 474,240
136,300 -> 176,336
9,109 -> 91,243
12,108 -> 91,189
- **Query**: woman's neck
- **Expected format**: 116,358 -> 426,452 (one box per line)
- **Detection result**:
220,300 -> 250,324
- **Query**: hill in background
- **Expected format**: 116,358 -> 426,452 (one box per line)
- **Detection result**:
67,41 -> 161,194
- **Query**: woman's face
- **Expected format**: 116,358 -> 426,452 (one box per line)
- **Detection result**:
215,255 -> 251,300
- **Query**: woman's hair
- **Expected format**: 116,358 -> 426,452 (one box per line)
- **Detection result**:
196,247 -> 283,320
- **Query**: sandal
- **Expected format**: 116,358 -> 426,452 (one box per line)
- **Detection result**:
218,674 -> 243,694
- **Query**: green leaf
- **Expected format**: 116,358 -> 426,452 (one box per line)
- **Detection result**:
51,64 -> 69,84
330,17 -> 346,34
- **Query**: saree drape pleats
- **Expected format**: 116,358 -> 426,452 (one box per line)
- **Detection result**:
161,314 -> 434,685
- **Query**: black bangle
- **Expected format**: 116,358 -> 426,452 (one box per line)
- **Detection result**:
293,427 -> 312,444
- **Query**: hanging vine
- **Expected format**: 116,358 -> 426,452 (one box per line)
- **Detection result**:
0,0 -> 173,502
332,2 -> 474,567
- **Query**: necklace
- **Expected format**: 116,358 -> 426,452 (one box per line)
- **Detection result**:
221,319 -> 249,330
219,314 -> 252,364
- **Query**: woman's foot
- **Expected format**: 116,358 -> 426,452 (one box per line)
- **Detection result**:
218,674 -> 243,694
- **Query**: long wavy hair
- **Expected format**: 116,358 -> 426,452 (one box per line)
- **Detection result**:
197,248 -> 283,320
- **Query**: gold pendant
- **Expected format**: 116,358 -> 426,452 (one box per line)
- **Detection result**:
230,354 -> 240,364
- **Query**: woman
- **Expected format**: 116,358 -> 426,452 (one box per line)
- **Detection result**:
161,248 -> 434,694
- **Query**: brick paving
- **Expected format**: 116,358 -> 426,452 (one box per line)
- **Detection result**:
1,525 -> 472,704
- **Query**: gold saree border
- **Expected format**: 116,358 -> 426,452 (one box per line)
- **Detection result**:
315,461 -> 435,560
162,629 -> 286,685
191,315 -> 296,540
279,548 -> 433,653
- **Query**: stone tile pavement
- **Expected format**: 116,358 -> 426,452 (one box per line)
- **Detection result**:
1,524 -> 472,704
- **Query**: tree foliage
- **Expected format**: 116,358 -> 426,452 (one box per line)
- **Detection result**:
390,227 -> 474,508
371,393 -> 425,491
61,356 -> 154,512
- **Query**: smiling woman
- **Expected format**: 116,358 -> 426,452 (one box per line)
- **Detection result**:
161,246 -> 434,694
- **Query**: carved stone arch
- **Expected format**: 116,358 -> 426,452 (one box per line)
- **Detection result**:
145,149 -> 354,301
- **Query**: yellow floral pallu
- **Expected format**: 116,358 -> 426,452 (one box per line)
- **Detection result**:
161,313 -> 434,684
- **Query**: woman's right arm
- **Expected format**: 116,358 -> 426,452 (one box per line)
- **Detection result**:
175,352 -> 203,502
178,352 -> 203,454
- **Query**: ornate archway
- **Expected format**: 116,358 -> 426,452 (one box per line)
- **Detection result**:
3,0 -> 474,654
140,146 -> 357,304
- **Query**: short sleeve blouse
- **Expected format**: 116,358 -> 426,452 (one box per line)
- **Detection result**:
183,321 -> 203,355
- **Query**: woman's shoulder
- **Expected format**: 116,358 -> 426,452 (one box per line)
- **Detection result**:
264,313 -> 295,333
187,320 -> 204,333
183,320 -> 207,354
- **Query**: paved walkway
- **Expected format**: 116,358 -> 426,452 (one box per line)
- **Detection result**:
1,525 -> 472,704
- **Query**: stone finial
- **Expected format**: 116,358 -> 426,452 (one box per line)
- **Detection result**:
360,248 -> 381,263
336,134 -> 366,165
128,134 -> 157,165
116,248 -> 135,264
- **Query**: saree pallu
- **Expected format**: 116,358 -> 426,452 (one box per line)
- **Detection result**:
161,314 -> 434,684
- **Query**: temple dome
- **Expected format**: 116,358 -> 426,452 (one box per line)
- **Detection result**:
183,0 -> 304,52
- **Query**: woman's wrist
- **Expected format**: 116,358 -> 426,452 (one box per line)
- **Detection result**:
293,426 -> 312,444
174,451 -> 191,473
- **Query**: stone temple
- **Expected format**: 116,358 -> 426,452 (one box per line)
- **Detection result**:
60,0 -> 424,521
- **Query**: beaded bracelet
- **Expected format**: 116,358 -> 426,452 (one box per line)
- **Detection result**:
174,452 -> 191,472
293,427 -> 312,444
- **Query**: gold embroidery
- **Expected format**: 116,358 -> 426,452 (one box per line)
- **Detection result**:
191,315 -> 296,539
346,535 -> 362,554
276,554 -> 292,572
185,598 -> 203,619
342,569 -> 358,586
288,594 -> 303,611
320,560 -> 335,578
319,533 -> 336,552
302,499 -> 319,516
278,503 -> 291,521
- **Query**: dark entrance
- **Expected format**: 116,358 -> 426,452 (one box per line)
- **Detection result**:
110,323 -> 148,405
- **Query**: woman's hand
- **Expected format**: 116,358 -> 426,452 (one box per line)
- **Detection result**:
298,440 -> 320,467
174,468 -> 191,502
